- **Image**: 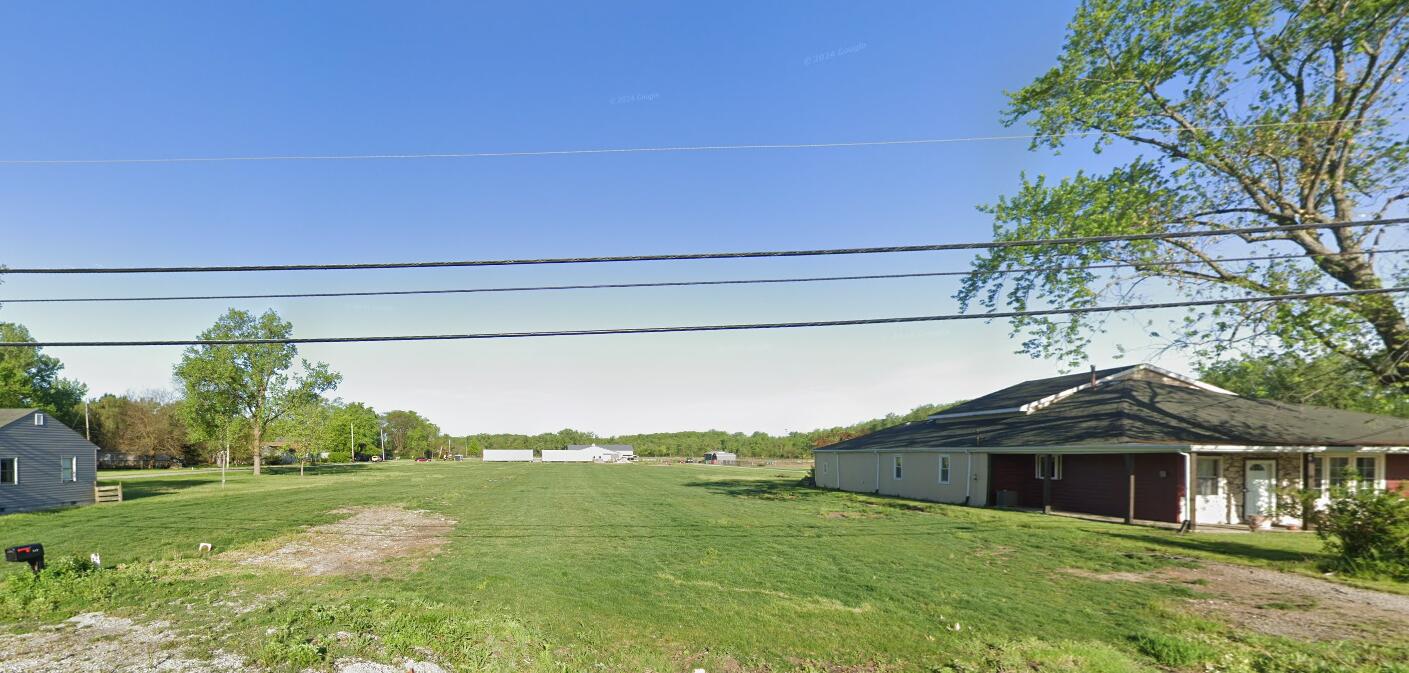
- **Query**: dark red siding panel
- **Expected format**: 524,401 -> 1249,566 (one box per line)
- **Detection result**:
1387,455 -> 1409,495
988,452 -> 1185,523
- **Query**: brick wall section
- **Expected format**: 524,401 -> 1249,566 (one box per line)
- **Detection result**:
1388,454 -> 1409,495
989,452 -> 1185,522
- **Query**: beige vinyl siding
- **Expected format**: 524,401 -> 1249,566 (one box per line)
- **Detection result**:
815,450 -> 990,506
814,452 -> 841,489
835,451 -> 881,493
877,451 -> 988,505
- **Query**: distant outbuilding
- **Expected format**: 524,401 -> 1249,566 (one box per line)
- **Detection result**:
483,449 -> 534,462
543,444 -> 635,463
0,409 -> 100,514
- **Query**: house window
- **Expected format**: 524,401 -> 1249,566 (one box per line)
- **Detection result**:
1328,456 -> 1378,491
61,456 -> 76,483
1035,455 -> 1063,480
938,454 -> 951,484
893,455 -> 903,480
34,413 -> 45,426
1356,457 -> 1377,485
0,458 -> 16,484
1196,457 -> 1221,496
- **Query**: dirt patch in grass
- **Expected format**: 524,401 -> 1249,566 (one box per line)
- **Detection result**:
0,612 -> 247,673
226,506 -> 455,576
822,510 -> 881,520
1069,560 -> 1409,640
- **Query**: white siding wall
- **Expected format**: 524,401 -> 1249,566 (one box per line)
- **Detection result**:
482,449 -> 534,462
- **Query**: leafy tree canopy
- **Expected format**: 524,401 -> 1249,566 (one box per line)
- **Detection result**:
173,309 -> 340,474
960,0 -> 1409,388
0,322 -> 88,427
1200,353 -> 1409,417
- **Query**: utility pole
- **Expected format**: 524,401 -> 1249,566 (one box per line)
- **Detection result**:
349,422 -> 354,456
380,431 -> 386,462
221,431 -> 229,488
84,401 -> 91,441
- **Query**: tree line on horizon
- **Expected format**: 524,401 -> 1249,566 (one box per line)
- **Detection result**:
4,308 -> 1409,468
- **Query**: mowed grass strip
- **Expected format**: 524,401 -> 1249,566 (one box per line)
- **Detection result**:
2,462 -> 1407,672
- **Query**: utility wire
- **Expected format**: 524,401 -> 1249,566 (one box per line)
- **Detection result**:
3,218 -> 1405,275
0,117 -> 1398,166
3,287 -> 1403,348
4,248 -> 1406,304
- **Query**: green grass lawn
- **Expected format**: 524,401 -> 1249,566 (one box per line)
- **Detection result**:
3,462 -> 1406,672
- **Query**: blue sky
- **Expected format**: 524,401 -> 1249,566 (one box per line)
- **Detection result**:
0,1 -> 1198,435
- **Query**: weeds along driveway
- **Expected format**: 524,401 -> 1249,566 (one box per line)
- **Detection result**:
2,462 -> 1408,672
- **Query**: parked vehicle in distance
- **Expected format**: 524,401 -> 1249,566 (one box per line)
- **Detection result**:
415,457 -> 431,463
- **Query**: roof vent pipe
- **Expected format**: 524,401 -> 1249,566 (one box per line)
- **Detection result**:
1090,364 -> 1098,387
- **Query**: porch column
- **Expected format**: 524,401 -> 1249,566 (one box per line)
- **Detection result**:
1041,454 -> 1053,514
1186,451 -> 1198,532
1302,452 -> 1315,531
1125,453 -> 1136,525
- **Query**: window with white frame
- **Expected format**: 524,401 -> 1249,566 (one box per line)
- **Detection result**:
1034,454 -> 1063,480
938,454 -> 951,484
1327,455 -> 1379,491
34,413 -> 45,426
61,456 -> 76,483
1196,457 -> 1221,496
0,457 -> 16,484
893,455 -> 903,480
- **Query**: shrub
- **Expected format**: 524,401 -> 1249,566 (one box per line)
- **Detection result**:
325,451 -> 352,464
800,467 -> 817,487
1316,489 -> 1409,580
1130,632 -> 1216,668
0,555 -> 154,619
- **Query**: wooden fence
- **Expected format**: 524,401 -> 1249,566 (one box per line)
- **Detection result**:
95,484 -> 123,504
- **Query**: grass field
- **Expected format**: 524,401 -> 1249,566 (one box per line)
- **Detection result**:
3,462 -> 1408,672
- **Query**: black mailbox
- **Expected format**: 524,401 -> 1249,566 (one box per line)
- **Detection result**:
5,543 -> 45,572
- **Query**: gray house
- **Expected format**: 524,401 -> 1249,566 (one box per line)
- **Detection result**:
0,409 -> 100,514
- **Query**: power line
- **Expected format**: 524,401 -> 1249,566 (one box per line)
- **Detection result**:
3,287 -> 1402,348
3,218 -> 1405,275
5,248 -> 1407,304
0,117 -> 1399,166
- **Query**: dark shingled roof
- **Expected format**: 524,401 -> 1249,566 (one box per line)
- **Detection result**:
0,409 -> 38,428
818,379 -> 1409,451
937,365 -> 1137,417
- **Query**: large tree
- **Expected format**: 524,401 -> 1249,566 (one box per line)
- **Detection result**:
173,309 -> 340,475
382,409 -> 441,459
0,322 -> 88,427
87,391 -> 189,465
959,0 -> 1409,386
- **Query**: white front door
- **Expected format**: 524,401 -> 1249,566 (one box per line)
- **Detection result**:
1194,457 -> 1228,524
1244,460 -> 1277,521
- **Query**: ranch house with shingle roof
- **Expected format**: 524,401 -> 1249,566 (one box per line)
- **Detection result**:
812,364 -> 1409,529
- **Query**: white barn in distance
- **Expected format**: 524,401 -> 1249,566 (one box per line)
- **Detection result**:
542,444 -> 635,463
482,449 -> 534,462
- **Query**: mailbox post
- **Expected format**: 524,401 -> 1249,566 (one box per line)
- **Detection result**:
5,543 -> 45,573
